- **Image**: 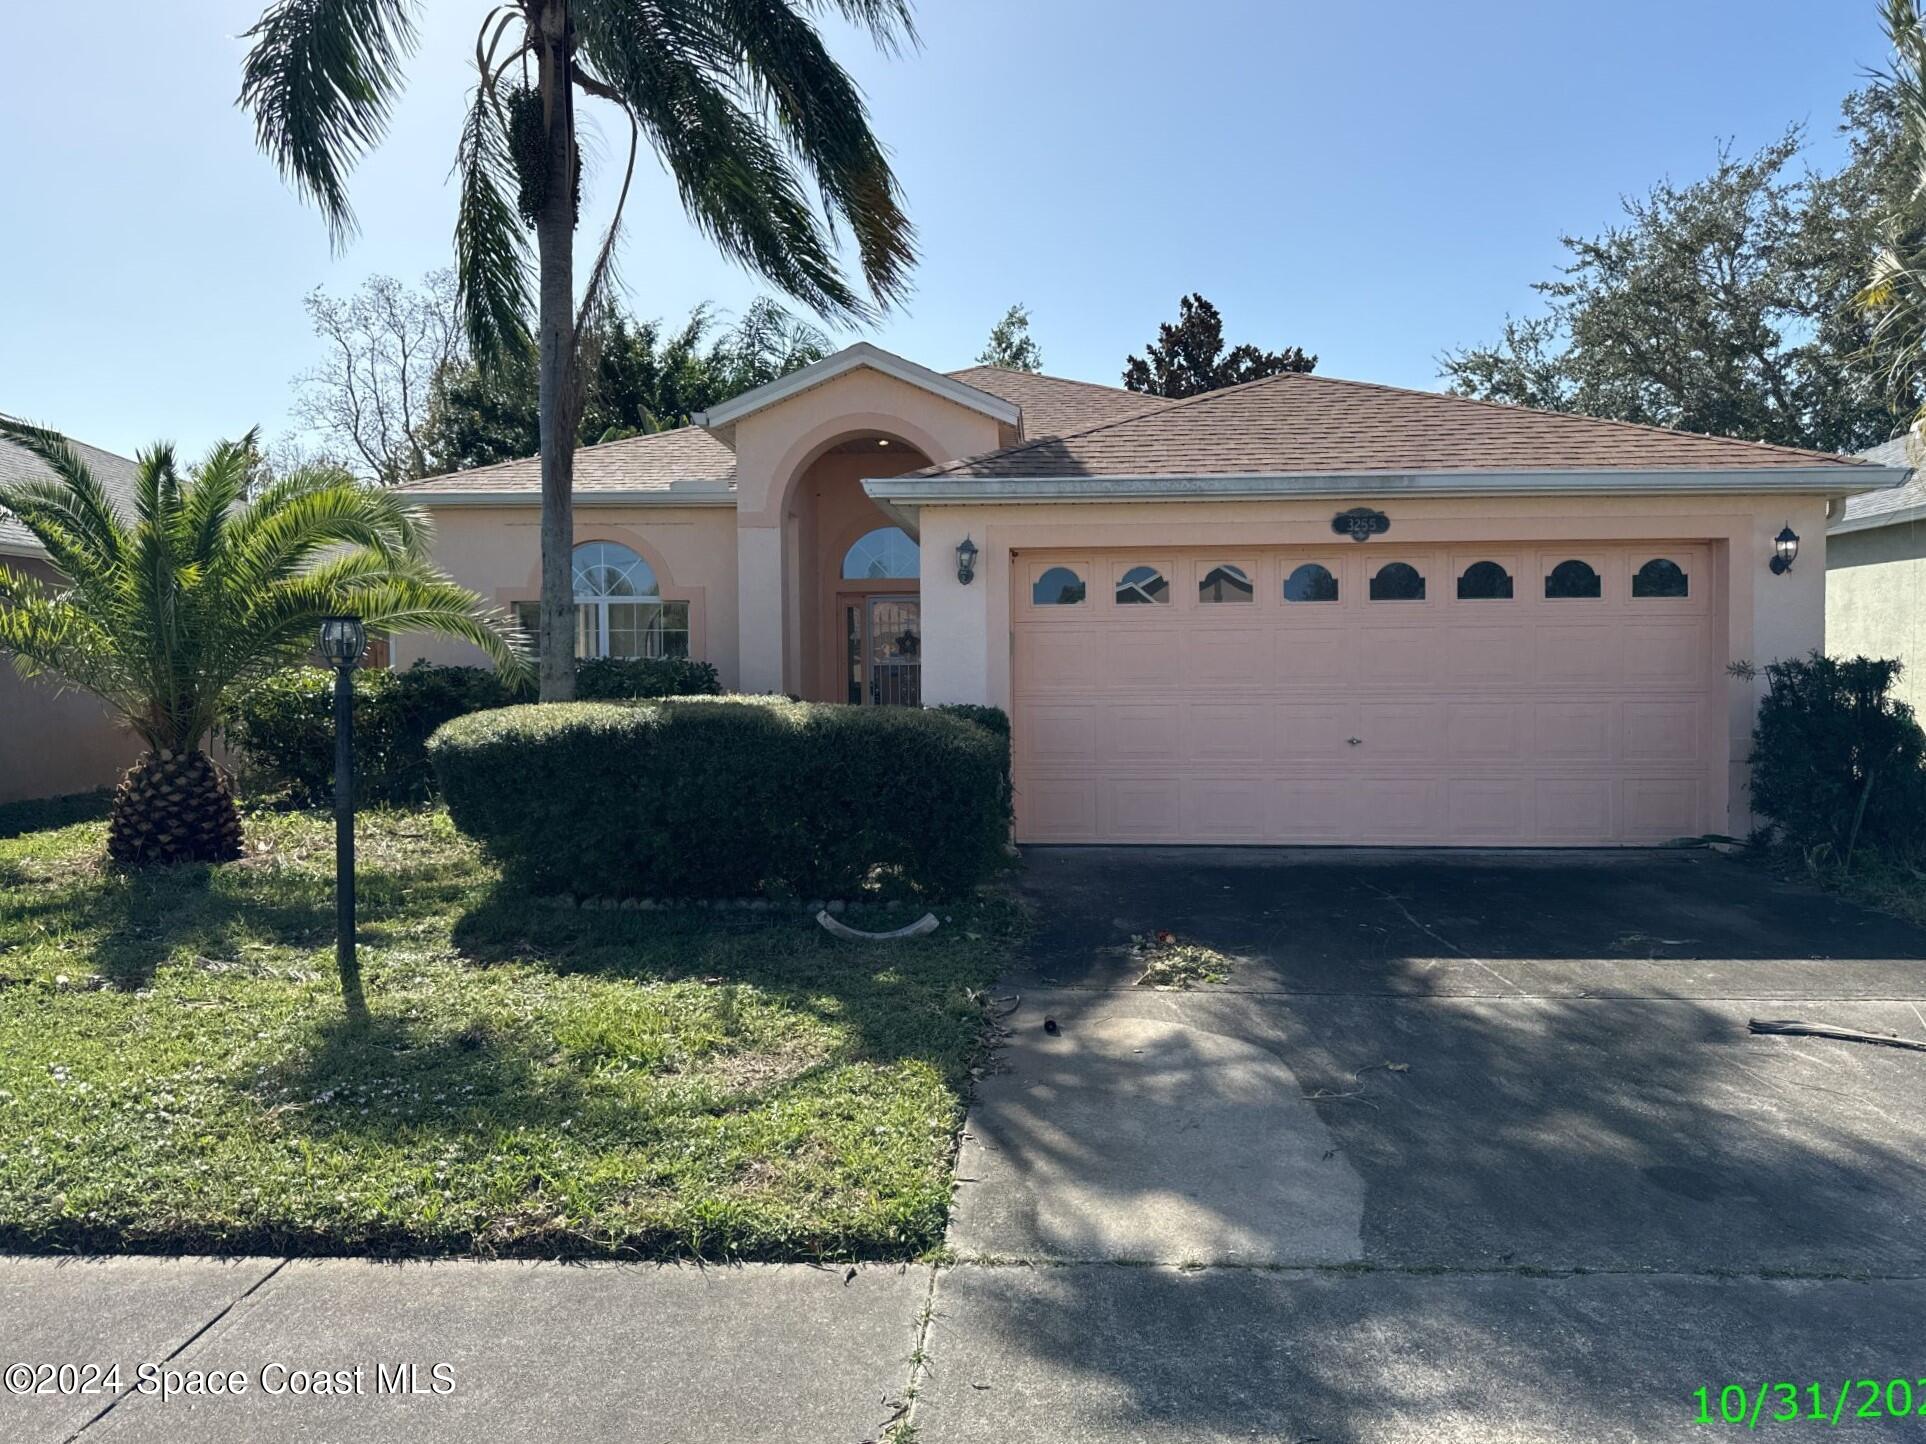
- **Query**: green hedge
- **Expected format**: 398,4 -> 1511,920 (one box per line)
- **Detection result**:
428,697 -> 1012,898
227,658 -> 722,806
1749,651 -> 1926,859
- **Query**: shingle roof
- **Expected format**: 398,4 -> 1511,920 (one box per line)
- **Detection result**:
397,425 -> 738,496
944,366 -> 1172,439
395,367 -> 1167,497
1835,434 -> 1922,529
0,429 -> 144,556
911,371 -> 1877,479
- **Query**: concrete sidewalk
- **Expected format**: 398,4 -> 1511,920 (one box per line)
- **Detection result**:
1,1257 -> 926,1444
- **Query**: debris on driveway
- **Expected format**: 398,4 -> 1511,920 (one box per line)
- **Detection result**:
1128,930 -> 1236,988
1749,1018 -> 1926,1053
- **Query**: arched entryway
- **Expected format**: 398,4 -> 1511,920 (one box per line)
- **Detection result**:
784,432 -> 932,702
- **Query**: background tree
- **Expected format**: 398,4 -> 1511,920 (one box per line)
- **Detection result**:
291,271 -> 462,485
1445,93 -> 1916,453
416,297 -> 830,472
242,0 -> 916,702
1122,294 -> 1316,397
1859,0 -> 1926,436
0,420 -> 524,872
977,303 -> 1042,371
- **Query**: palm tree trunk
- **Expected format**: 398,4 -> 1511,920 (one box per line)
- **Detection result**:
534,0 -> 578,702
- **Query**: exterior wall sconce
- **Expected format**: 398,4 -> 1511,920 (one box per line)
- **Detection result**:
1769,524 -> 1800,575
956,535 -> 978,586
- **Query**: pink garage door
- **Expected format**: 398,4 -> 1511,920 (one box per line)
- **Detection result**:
1011,545 -> 1720,846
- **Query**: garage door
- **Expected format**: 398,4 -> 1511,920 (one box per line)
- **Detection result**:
1011,544 -> 1719,846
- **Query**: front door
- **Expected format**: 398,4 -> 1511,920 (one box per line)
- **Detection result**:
843,595 -> 921,706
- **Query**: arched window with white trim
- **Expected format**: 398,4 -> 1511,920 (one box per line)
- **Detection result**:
842,526 -> 920,580
514,541 -> 690,658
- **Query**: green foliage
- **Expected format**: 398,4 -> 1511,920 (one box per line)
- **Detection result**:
226,664 -> 518,806
419,299 -> 830,473
928,702 -> 1010,738
1749,652 -> 1926,859
1445,93 -> 1917,453
1859,3 -> 1926,430
977,303 -> 1043,372
575,655 -> 721,699
0,421 -> 526,756
430,698 -> 1012,899
1122,293 -> 1316,397
228,658 -> 721,804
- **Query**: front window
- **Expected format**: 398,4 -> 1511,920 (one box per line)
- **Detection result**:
514,540 -> 690,658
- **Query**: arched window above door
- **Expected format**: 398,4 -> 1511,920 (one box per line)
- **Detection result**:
842,526 -> 920,580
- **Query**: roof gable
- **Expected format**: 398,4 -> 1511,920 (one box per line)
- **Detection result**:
692,342 -> 1019,445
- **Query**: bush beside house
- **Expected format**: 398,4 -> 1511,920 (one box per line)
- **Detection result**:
428,697 -> 1012,899
1748,652 -> 1926,862
227,659 -> 722,805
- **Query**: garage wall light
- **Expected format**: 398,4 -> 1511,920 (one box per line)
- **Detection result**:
1769,524 -> 1800,575
956,535 -> 978,585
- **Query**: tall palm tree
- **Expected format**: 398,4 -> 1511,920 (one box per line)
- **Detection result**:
240,0 -> 918,701
0,420 -> 527,867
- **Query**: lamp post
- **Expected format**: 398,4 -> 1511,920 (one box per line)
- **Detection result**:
317,616 -> 367,1020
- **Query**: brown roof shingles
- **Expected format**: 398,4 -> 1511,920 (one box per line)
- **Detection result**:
398,425 -> 737,495
944,366 -> 1172,439
913,371 -> 1874,479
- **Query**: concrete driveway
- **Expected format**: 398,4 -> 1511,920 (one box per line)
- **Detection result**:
926,848 -> 1926,1442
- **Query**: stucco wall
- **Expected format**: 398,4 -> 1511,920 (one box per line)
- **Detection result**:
0,554 -> 140,804
1827,521 -> 1926,714
913,490 -> 1831,839
393,504 -> 740,686
727,369 -> 1007,693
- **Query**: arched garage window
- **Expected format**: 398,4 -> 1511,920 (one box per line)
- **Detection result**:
514,541 -> 690,658
842,526 -> 920,580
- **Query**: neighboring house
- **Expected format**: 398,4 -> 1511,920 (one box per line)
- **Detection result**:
0,429 -> 144,804
1827,431 -> 1926,711
394,342 -> 1904,847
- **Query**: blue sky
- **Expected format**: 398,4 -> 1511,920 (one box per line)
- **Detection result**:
0,1 -> 1895,460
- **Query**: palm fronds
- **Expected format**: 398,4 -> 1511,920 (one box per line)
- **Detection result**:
0,419 -> 529,755
239,0 -> 421,246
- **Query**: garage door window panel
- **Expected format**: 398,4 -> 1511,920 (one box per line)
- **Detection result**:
1456,560 -> 1515,600
1632,557 -> 1690,599
1545,558 -> 1603,599
1198,562 -> 1254,604
1115,564 -> 1172,606
1030,564 -> 1088,608
1284,562 -> 1341,604
1369,561 -> 1427,602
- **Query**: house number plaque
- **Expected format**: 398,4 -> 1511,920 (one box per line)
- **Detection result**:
1332,508 -> 1390,542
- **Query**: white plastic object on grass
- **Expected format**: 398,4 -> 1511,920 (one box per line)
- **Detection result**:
816,910 -> 939,941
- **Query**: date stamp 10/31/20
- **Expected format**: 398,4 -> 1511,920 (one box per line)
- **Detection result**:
1695,1380 -> 1926,1429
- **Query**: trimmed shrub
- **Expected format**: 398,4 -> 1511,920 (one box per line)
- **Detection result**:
929,702 -> 1010,738
576,656 -> 721,700
428,697 -> 1012,898
226,662 -> 519,805
1749,651 -> 1926,859
228,658 -> 723,805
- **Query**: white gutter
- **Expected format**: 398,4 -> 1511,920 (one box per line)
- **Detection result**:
395,489 -> 737,508
866,465 -> 1910,507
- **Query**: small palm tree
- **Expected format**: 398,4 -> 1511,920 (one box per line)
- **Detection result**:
1861,0 -> 1926,431
241,0 -> 918,702
0,420 -> 527,867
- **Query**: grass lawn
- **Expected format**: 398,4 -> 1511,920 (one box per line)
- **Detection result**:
0,798 -> 1019,1260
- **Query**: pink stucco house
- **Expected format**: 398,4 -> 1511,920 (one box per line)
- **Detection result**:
394,343 -> 1908,847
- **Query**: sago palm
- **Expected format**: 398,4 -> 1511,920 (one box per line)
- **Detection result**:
241,0 -> 918,702
0,420 -> 527,867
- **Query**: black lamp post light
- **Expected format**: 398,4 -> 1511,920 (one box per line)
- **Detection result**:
318,615 -> 368,1020
1769,524 -> 1801,575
